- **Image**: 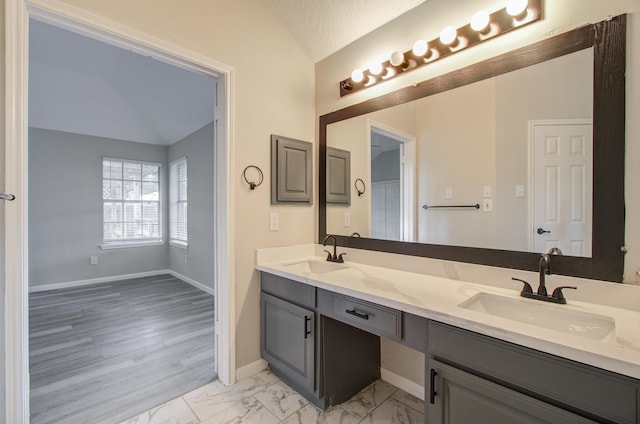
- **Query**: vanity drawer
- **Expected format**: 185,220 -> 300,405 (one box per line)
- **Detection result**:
429,322 -> 639,424
260,272 -> 316,308
317,289 -> 401,340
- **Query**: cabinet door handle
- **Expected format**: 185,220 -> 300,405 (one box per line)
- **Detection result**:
429,368 -> 438,404
345,309 -> 369,320
304,316 -> 311,339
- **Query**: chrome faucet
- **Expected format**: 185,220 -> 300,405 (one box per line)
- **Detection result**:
511,249 -> 577,304
322,234 -> 346,263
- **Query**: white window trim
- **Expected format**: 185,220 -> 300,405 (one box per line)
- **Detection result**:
169,156 -> 188,246
100,240 -> 165,250
169,240 -> 189,249
102,156 -> 164,246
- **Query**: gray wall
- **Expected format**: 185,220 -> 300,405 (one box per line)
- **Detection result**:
29,128 -> 169,287
168,122 -> 215,289
371,149 -> 400,183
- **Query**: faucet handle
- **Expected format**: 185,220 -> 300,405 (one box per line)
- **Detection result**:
323,250 -> 333,261
337,252 -> 347,263
551,286 -> 577,304
511,277 -> 533,294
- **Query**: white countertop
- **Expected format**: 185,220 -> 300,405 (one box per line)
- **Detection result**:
256,244 -> 640,380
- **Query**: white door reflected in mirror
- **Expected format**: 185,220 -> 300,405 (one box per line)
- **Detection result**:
531,120 -> 593,256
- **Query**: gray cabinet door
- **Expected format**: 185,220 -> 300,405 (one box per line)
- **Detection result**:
271,135 -> 312,203
428,360 -> 597,424
261,292 -> 314,391
326,147 -> 350,204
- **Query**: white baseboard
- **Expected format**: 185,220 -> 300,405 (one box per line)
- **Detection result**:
236,359 -> 268,381
29,269 -> 214,295
381,368 -> 425,401
29,270 -> 171,293
167,270 -> 215,295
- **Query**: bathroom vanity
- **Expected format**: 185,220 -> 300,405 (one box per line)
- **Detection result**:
257,245 -> 640,424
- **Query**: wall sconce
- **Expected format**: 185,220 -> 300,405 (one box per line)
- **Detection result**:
339,0 -> 542,97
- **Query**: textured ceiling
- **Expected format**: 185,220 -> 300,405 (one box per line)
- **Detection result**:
29,19 -> 216,146
268,0 -> 428,62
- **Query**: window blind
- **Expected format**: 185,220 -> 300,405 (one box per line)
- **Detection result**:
169,157 -> 188,245
103,158 -> 162,243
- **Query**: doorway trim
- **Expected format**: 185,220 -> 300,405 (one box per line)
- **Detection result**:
367,119 -> 417,242
4,1 -> 236,422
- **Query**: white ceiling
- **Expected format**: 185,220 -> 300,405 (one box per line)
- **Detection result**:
267,0 -> 428,62
29,19 -> 216,146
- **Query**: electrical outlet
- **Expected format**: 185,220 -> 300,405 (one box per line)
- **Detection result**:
344,212 -> 351,227
270,212 -> 280,231
483,185 -> 492,198
90,255 -> 98,265
184,254 -> 188,264
482,198 -> 493,212
445,188 -> 453,199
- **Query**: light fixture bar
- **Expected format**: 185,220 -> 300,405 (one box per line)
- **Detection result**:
339,0 -> 542,97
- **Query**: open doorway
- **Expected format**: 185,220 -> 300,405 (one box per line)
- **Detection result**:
27,18 -> 218,423
4,4 -> 234,422
369,123 -> 416,242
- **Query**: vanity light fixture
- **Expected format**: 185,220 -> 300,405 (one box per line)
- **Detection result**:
439,26 -> 458,45
412,39 -> 429,57
350,69 -> 364,83
471,10 -> 491,32
389,50 -> 407,67
369,62 -> 383,75
506,0 -> 529,17
339,0 -> 542,97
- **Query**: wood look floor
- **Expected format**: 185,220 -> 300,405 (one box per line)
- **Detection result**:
29,274 -> 216,424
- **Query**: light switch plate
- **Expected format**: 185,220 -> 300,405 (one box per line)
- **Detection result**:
445,188 -> 453,199
270,212 -> 280,231
483,185 -> 492,198
515,185 -> 525,198
482,199 -> 493,212
344,212 -> 351,227
90,255 -> 98,265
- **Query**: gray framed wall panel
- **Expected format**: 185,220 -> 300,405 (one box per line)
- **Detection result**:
271,134 -> 313,204
326,147 -> 351,204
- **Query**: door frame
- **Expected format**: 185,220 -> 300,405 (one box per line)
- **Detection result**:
367,119 -> 417,242
527,118 -> 593,253
4,1 -> 236,422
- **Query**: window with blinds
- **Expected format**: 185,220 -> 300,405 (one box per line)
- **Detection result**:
102,158 -> 162,244
169,157 -> 188,246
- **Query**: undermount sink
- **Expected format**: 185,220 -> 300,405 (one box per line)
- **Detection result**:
283,259 -> 348,275
459,292 -> 616,341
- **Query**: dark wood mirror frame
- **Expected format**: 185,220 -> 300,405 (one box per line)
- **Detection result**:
319,15 -> 626,282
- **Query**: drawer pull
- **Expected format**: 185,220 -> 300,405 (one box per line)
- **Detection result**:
304,316 -> 311,339
429,368 -> 438,404
345,309 -> 369,320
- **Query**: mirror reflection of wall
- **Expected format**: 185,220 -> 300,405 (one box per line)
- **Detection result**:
327,47 -> 593,257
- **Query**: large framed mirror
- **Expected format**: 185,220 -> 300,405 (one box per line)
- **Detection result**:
319,15 -> 625,282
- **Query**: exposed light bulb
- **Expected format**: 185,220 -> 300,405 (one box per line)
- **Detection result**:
471,10 -> 490,31
369,62 -> 383,75
439,26 -> 457,45
506,0 -> 528,16
390,50 -> 405,67
350,69 -> 364,83
412,40 -> 428,57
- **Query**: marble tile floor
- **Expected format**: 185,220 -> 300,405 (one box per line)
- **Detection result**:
120,370 -> 425,424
